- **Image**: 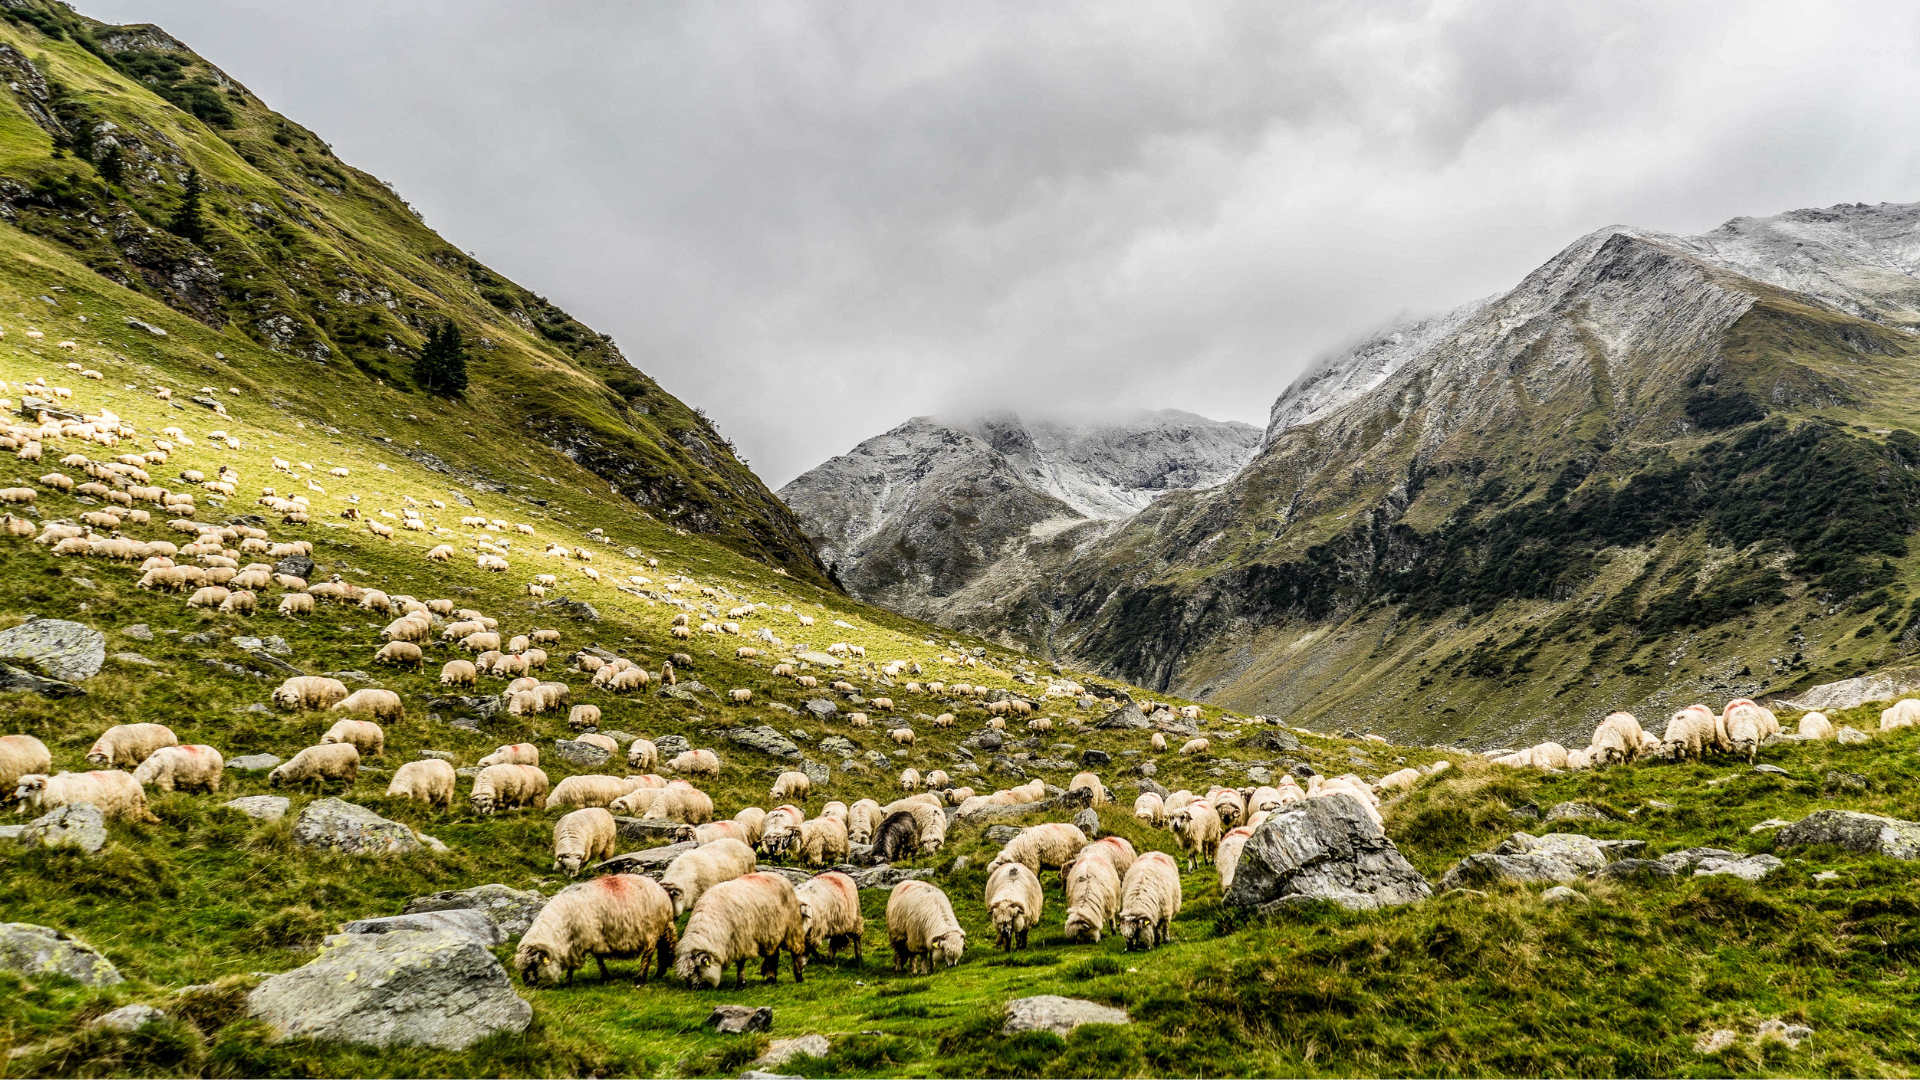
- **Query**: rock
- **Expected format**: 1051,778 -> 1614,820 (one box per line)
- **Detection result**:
1244,729 -> 1302,752
1540,886 -> 1587,904
0,663 -> 84,698
864,750 -> 891,769
1837,726 -> 1871,745
1593,858 -> 1679,882
1080,749 -> 1111,767
986,825 -> 1022,845
122,623 -> 153,642
1822,770 -> 1869,793
543,598 -> 601,622
0,923 -> 122,986
1245,766 -> 1272,784
1291,762 -> 1317,780
418,750 -> 455,762
975,731 -> 1004,751
1223,793 -> 1433,912
601,841 -> 698,876
247,929 -> 532,1050
1694,1029 -> 1739,1054
1749,818 -> 1793,833
753,1034 -> 830,1068
112,652 -> 158,667
730,725 -> 801,759
1777,809 -> 1920,860
1778,669 -> 1920,713
1129,777 -> 1170,799
273,554 -> 316,580
803,698 -> 837,719
0,618 -> 105,682
1544,802 -> 1611,823
818,735 -> 855,755
226,754 -> 281,772
1073,808 -> 1100,837
654,734 -> 692,757
1756,1019 -> 1814,1048
222,796 -> 290,821
612,817 -> 697,844
1752,763 -> 1790,777
553,739 -> 610,767
233,635 -> 293,656
341,909 -> 506,948
1060,786 -> 1094,811
1438,833 -> 1646,890
707,1005 -> 773,1034
403,884 -> 547,938
292,798 -> 430,855
756,866 -> 813,887
1094,704 -> 1150,730
960,796 -> 1064,823
20,803 -> 107,854
796,651 -> 843,668
327,670 -> 375,685
0,825 -> 22,841
740,1071 -> 802,1079
1693,853 -> 1784,881
799,758 -> 830,786
840,864 -> 935,890
1001,995 -> 1132,1037
90,1004 -> 164,1032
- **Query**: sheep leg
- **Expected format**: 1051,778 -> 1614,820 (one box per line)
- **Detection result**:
597,955 -> 610,982
1017,927 -> 1028,950
790,947 -> 805,983
735,958 -> 748,989
853,932 -> 863,964
656,933 -> 675,981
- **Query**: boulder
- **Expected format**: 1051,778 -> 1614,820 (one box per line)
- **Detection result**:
122,623 -> 154,642
0,825 -> 23,842
730,725 -> 802,759
985,825 -> 1022,845
0,618 -> 105,682
838,864 -> 936,890
1540,886 -> 1587,904
1693,853 -> 1784,881
90,1004 -> 165,1032
796,651 -> 843,668
799,758 -> 830,786
247,929 -> 532,1050
1243,729 -> 1302,753
612,818 -> 697,845
1223,793 -> 1432,912
1073,808 -> 1101,838
707,1005 -> 773,1034
273,554 -> 316,580
1776,667 -> 1920,712
1593,858 -> 1679,882
418,750 -> 455,762
226,753 -> 283,773
1093,704 -> 1150,730
20,803 -> 107,854
1544,802 -> 1610,823
0,663 -> 84,698
1001,995 -> 1131,1037
543,598 -> 601,622
803,698 -> 838,720
341,909 -> 505,948
1837,726 -> 1871,745
1245,766 -> 1272,784
1436,833 -> 1646,890
404,884 -> 547,938
233,635 -> 293,656
223,796 -> 290,821
292,798 -> 429,855
553,739 -> 610,768
1822,770 -> 1869,793
653,734 -> 692,758
1128,777 -> 1170,799
1079,749 -> 1111,767
1777,809 -> 1920,860
818,736 -> 855,756
600,840 -> 699,876
1752,764 -> 1790,777
752,1034 -> 830,1069
0,923 -> 122,985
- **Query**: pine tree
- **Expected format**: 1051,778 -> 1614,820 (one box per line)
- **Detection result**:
412,320 -> 469,397
167,166 -> 204,243
97,145 -> 124,186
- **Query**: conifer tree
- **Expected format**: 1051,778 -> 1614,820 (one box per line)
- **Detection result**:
167,166 -> 204,243
412,319 -> 469,396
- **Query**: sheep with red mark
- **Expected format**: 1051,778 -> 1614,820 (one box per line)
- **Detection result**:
130,744 -> 223,793
14,770 -> 157,822
516,874 -> 678,986
1063,847 -> 1123,942
0,734 -> 52,798
1117,851 -> 1182,951
674,871 -> 807,988
268,743 -> 360,790
886,880 -> 966,974
986,822 -> 1088,877
795,871 -> 864,963
985,862 -> 1044,951
478,743 -> 538,768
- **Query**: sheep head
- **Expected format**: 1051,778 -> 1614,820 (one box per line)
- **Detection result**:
932,930 -> 966,968
677,948 -> 724,988
514,944 -> 564,987
1063,912 -> 1102,943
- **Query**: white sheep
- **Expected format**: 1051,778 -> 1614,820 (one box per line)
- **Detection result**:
477,743 -> 539,768
552,807 -> 619,876
1133,792 -> 1165,827
771,770 -> 812,802
515,874 -> 678,986
549,774 -> 648,810
886,880 -> 966,974
1062,846 -> 1124,943
0,734 -> 52,795
1215,825 -> 1256,892
668,749 -> 721,778
330,688 -> 404,722
1799,711 -> 1836,740
674,872 -> 808,988
985,862 -> 1044,951
1661,704 -> 1718,761
386,759 -> 456,809
795,871 -> 865,963
85,723 -> 178,767
1881,698 -> 1920,731
986,822 -> 1087,877
13,770 -> 157,822
470,763 -> 549,813
321,719 -> 385,758
268,743 -> 360,789
272,675 -> 349,711
1117,851 -> 1182,951
626,738 -> 658,772
1179,738 -> 1210,756
131,744 -> 223,793
1588,711 -> 1645,767
1169,801 -> 1223,870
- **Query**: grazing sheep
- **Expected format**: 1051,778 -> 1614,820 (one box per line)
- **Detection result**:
694,820 -> 750,845
771,770 -> 812,801
0,734 -> 53,797
439,660 -> 478,687
1179,738 -> 1210,756
889,728 -> 915,746
387,759 -> 457,809
1723,700 -> 1769,762
576,733 -> 619,757
552,807 -> 620,876
1133,792 -> 1165,827
1376,767 -> 1421,794
13,770 -> 157,822
844,799 -> 882,845
272,675 -> 349,711
733,806 -> 770,844
186,585 -> 230,609
613,782 -> 713,824
1661,704 -> 1718,761
1068,771 -> 1108,807
549,774 -> 646,810
870,809 -> 924,863
1168,801 -> 1223,870
131,744 -> 224,794
478,743 -> 539,768
626,738 -> 659,771
371,641 -> 426,671
987,822 -> 1089,877
277,593 -> 314,617
674,872 -> 808,988
1117,851 -> 1182,951
86,723 -> 178,767
1589,711 -> 1646,767
767,817 -> 850,867
1063,847 -> 1123,942
566,704 -> 603,731
470,763 -> 550,814
887,880 -> 966,975
330,688 -> 404,722
669,749 -> 721,778
1215,825 -> 1257,892
795,871 -> 865,963
216,588 -> 258,615
516,874 -> 678,986
899,767 -> 920,792
320,719 -> 385,757
1881,698 -> 1920,731
1799,711 -> 1836,740
985,862 -> 1044,951
268,743 -> 360,789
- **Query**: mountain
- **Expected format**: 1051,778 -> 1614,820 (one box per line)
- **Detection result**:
810,202 -> 1920,747
778,409 -> 1262,620
0,4 -> 827,583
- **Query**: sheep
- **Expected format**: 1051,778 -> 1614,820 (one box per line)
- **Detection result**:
1661,704 -> 1718,761
516,874 -> 678,986
674,872 -> 808,988
1081,835 -> 1137,877
734,806 -> 770,844
889,728 -> 915,746
905,800 -> 949,854
1168,801 -> 1223,870
272,675 -> 349,711
1215,825 -> 1257,892
769,817 -> 851,867
478,743 -> 539,767
1179,738 -> 1210,755
626,738 -> 658,771
820,800 -> 849,823
548,774 -> 644,810
925,769 -> 950,790
694,820 -> 750,845
1589,711 -> 1646,767
387,759 -> 457,809
771,770 -> 812,802
1133,792 -> 1165,827
668,749 -> 721,778
186,585 -> 230,609
320,719 -> 385,757
613,782 -> 713,824
795,871 -> 865,963
887,880 -> 966,975
552,807 -> 620,876
470,763 -> 550,814
899,767 -> 921,792
86,723 -> 178,767
430,659 -> 476,689
845,799 -> 883,845
1067,771 -> 1109,808
460,631 -> 502,653
1723,700 -> 1770,762
0,734 -> 52,797
330,688 -> 404,722
1376,767 -> 1421,794
848,712 -> 871,729
268,743 -> 360,789
13,770 -> 157,822
1116,851 -> 1181,951
1311,775 -> 1383,826
1799,711 -> 1836,740
985,862 -> 1045,951
1062,846 -> 1124,942
987,822 -> 1089,878
130,744 -> 223,794
1881,698 -> 1920,731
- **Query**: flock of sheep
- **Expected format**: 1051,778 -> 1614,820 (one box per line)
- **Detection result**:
1486,696 -> 1901,775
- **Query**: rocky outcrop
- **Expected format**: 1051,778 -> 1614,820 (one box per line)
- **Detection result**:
0,618 -> 105,682
1222,793 -> 1431,912
1437,832 -> 1647,890
1001,995 -> 1131,1037
1776,809 -> 1920,860
403,884 -> 546,938
20,804 -> 107,854
291,798 -> 431,856
341,909 -> 505,948
247,929 -> 532,1050
0,923 -> 122,986
223,796 -> 289,820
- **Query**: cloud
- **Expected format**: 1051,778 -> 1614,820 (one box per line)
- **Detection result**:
79,0 -> 1920,484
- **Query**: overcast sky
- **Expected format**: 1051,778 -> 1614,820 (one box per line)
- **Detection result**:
78,1 -> 1920,486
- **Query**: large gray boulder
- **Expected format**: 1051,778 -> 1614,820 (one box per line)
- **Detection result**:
731,725 -> 801,759
0,618 -> 105,682
600,839 -> 699,875
404,884 -> 546,938
1777,809 -> 1920,860
292,798 -> 428,856
20,803 -> 107,854
1094,704 -> 1150,730
612,818 -> 697,845
552,739 -> 610,768
1002,995 -> 1131,1037
223,796 -> 290,821
1222,793 -> 1431,912
0,663 -> 84,698
653,734 -> 692,758
341,909 -> 506,948
1437,832 -> 1646,890
247,929 -> 532,1050
0,923 -> 122,986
